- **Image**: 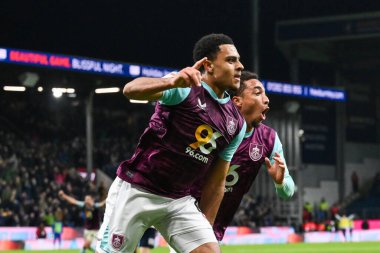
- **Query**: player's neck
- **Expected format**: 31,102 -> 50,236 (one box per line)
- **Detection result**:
246,125 -> 253,133
202,75 -> 227,98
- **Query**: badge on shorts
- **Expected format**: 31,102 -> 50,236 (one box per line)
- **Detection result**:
249,143 -> 264,161
111,233 -> 125,251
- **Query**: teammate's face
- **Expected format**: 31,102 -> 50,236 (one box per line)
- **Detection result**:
233,79 -> 269,129
84,195 -> 94,207
208,44 -> 244,94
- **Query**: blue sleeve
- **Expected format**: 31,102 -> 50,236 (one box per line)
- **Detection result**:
268,133 -> 295,199
218,122 -> 247,161
159,87 -> 191,105
75,201 -> 85,207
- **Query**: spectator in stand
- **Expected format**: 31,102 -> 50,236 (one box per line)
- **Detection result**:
36,222 -> 47,239
44,208 -> 55,227
303,220 -> 317,232
324,220 -> 336,232
318,198 -> 329,222
361,219 -> 369,230
302,207 -> 312,223
303,201 -> 313,222
0,102 -> 119,229
330,203 -> 339,220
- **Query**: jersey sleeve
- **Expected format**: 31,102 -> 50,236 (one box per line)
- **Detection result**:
268,133 -> 295,199
158,71 -> 191,105
218,122 -> 247,161
75,200 -> 85,207
159,87 -> 191,105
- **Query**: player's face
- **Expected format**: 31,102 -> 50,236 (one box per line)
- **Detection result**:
85,195 -> 94,206
210,44 -> 244,92
236,79 -> 269,128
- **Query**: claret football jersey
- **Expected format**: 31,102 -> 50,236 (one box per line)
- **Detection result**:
117,81 -> 246,199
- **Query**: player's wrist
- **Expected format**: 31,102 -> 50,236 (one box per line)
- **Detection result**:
274,181 -> 284,188
167,76 -> 180,89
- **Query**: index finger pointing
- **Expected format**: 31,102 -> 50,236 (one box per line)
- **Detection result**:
192,57 -> 208,69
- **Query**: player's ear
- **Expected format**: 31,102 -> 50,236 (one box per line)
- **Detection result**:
204,59 -> 214,73
232,96 -> 242,108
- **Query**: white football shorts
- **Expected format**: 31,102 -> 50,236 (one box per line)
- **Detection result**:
96,177 -> 217,253
96,176 -> 123,251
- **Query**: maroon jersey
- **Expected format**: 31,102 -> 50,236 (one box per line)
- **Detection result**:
191,124 -> 276,240
117,85 -> 245,199
83,204 -> 101,230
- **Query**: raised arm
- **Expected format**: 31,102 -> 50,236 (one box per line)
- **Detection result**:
123,57 -> 207,101
96,198 -> 106,208
58,190 -> 80,206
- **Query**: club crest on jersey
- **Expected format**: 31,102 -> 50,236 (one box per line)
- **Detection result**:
227,116 -> 238,135
111,233 -> 125,251
249,143 -> 264,161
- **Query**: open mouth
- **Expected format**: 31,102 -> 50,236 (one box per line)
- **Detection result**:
261,107 -> 270,120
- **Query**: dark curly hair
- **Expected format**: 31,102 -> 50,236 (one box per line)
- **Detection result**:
193,33 -> 234,72
229,70 -> 259,97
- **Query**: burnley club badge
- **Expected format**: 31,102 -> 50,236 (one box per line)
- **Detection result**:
111,233 -> 125,251
249,143 -> 264,161
227,116 -> 238,135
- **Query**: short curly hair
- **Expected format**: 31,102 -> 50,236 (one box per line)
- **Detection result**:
193,34 -> 234,71
229,70 -> 259,97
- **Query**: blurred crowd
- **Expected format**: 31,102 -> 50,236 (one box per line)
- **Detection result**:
0,94 -> 150,227
232,195 -> 275,231
0,129 -> 104,227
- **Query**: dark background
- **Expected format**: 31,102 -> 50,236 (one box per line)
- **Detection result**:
2,0 -> 380,82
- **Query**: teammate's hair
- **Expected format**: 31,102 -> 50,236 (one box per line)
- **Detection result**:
193,33 -> 234,72
229,70 -> 259,97
85,194 -> 95,199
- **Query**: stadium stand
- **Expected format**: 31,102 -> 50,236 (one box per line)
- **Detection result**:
0,91 -> 155,229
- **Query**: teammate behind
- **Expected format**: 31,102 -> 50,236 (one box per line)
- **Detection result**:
168,71 -> 295,251
211,70 -> 295,240
59,190 -> 105,253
